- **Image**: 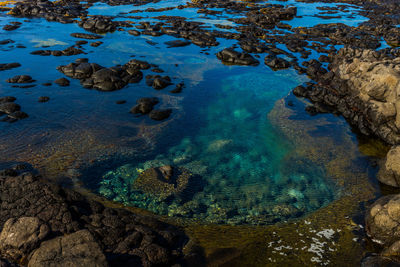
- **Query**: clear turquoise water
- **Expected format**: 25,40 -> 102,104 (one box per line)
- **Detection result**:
0,0 -> 368,224
98,66 -> 337,225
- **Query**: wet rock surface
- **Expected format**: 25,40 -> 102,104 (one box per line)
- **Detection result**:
10,0 -> 87,23
6,75 -> 35,84
0,97 -> 28,123
57,59 -> 145,92
130,97 -> 159,115
216,48 -> 259,66
31,46 -> 84,57
0,63 -> 20,71
0,169 -> 198,266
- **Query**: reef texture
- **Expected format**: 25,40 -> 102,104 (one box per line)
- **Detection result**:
0,167 -> 201,267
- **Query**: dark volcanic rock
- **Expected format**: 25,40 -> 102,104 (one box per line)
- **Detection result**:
0,103 -> 20,114
54,78 -> 70,86
149,109 -> 172,121
38,96 -> 50,103
6,75 -> 35,84
0,63 -> 21,71
0,98 -> 28,123
170,82 -> 184,93
146,75 -> 172,89
57,59 -> 146,92
0,97 -> 16,104
130,97 -> 159,115
165,40 -> 191,48
31,46 -> 84,57
216,48 -> 259,66
78,16 -> 124,34
0,170 -> 198,266
70,33 -> 103,40
10,0 -> 87,23
264,56 -> 290,70
90,41 -> 103,47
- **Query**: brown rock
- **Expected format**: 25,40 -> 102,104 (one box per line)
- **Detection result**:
28,230 -> 107,267
0,217 -> 49,262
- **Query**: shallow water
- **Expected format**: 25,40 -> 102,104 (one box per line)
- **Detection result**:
96,66 -> 339,224
0,0 -> 372,224
0,0 -> 387,263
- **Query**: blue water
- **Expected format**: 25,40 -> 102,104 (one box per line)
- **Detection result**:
0,0 -> 369,225
99,65 -> 337,224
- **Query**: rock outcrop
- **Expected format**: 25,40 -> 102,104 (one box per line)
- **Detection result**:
0,167 -> 201,266
295,47 -> 400,145
0,217 -> 49,262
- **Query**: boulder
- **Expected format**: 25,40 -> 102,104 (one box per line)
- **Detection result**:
130,97 -> 159,115
28,230 -> 107,267
216,48 -> 259,66
378,146 -> 400,187
149,109 -> 172,121
0,217 -> 49,262
366,194 -> 400,246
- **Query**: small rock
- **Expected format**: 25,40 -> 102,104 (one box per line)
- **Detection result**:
54,78 -> 70,86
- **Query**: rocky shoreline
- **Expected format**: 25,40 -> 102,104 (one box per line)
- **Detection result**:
0,166 -> 202,267
1,0 -> 400,264
296,45 -> 400,266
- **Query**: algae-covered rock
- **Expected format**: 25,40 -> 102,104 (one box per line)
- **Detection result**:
132,166 -> 201,202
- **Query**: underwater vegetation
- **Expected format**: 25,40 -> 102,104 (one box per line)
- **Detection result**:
97,68 -> 337,225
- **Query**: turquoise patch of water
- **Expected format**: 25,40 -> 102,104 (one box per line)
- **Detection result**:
98,67 -> 337,225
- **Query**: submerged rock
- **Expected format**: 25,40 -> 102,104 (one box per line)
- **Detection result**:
0,63 -> 21,72
146,75 -> 172,90
149,109 -> 172,121
54,77 -> 70,87
132,166 -> 200,202
57,59 -> 145,92
130,97 -> 159,115
264,56 -> 290,70
70,33 -> 103,40
6,75 -> 35,84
